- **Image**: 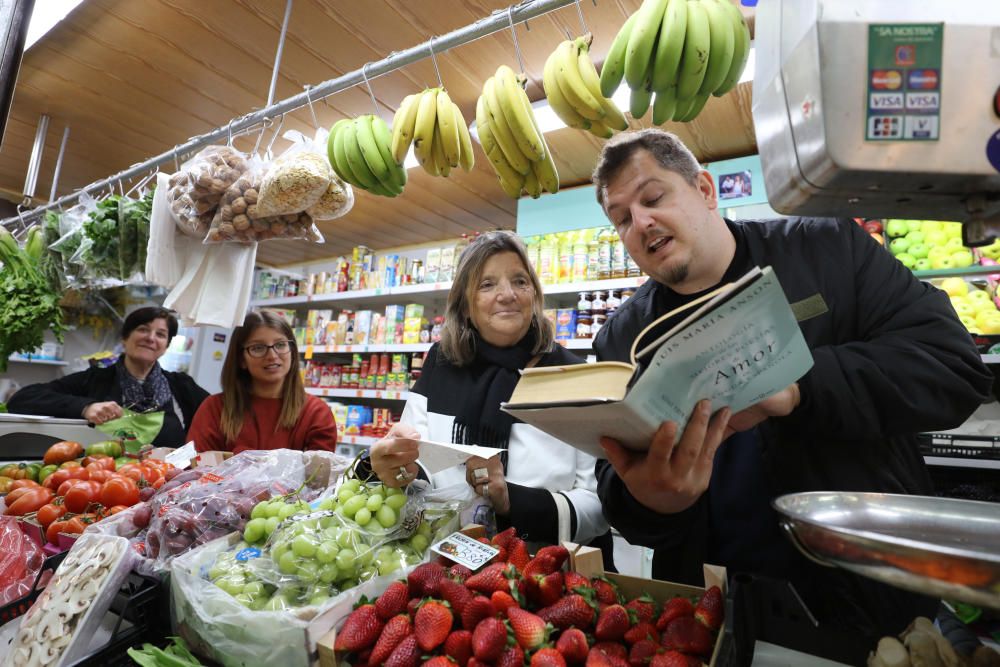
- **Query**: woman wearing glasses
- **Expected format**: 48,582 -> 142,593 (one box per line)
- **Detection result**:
9,307 -> 209,446
188,310 -> 338,453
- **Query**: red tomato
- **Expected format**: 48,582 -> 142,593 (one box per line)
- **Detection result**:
151,477 -> 165,490
108,505 -> 129,515
100,476 -> 140,508
46,518 -> 72,544
57,478 -> 87,497
5,487 -> 36,504
35,501 -> 68,528
43,441 -> 84,466
4,488 -> 55,516
64,514 -> 96,534
9,479 -> 41,491
59,460 -> 82,469
88,469 -> 113,484
82,455 -> 115,471
64,480 -> 103,514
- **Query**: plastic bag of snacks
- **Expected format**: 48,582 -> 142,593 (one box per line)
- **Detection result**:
302,128 -> 353,221
0,516 -> 44,607
254,130 -> 335,218
205,154 -> 324,244
167,145 -> 249,238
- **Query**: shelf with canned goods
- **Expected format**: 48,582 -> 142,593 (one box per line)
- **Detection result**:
306,387 -> 409,401
301,343 -> 432,357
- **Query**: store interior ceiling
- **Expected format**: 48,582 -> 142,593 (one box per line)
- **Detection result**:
0,0 -> 756,267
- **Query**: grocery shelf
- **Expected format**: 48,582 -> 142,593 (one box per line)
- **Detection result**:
338,435 -> 378,447
556,338 -> 596,350
924,456 -> 1000,470
7,357 -> 68,366
308,387 -> 408,401
913,265 -> 1000,280
543,276 -> 648,296
302,343 -> 432,357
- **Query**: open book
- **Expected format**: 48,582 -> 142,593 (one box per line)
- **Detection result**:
502,266 -> 814,458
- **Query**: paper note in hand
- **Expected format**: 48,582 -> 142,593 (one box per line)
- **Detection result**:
502,266 -> 814,457
417,439 -> 504,474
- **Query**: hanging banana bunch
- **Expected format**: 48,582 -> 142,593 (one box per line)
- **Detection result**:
600,0 -> 750,124
541,33 -> 629,139
476,64 -> 559,200
327,115 -> 408,197
389,87 -> 475,177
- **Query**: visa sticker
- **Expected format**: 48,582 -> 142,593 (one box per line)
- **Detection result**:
431,532 -> 499,571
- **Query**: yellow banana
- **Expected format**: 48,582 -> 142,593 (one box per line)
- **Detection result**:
713,0 -> 751,97
588,119 -> 614,139
495,64 -> 545,162
699,0 -> 735,95
483,77 -> 532,175
532,151 -> 560,194
412,88 -> 439,171
600,13 -> 638,98
650,0 -> 688,93
630,84 -> 653,119
390,93 -> 420,164
554,40 -> 605,122
522,167 -> 541,199
354,115 -> 391,185
652,85 -> 678,125
432,121 -> 451,177
476,96 -> 525,198
576,36 -> 628,131
543,44 -> 592,130
370,114 -> 407,191
676,0 -> 711,100
624,0 -> 670,90
677,91 -> 710,122
342,119 -> 380,191
453,102 -> 475,172
436,88 -> 461,168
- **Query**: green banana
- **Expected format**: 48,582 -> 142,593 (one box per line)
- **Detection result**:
495,65 -> 545,162
675,0 -> 711,100
544,44 -> 592,130
454,102 -> 476,172
412,88 -> 439,171
624,0 -> 670,90
713,0 -> 751,96
370,114 -> 407,191
652,85 -> 679,125
341,119 -> 380,191
630,83 -> 653,119
330,120 -> 361,188
600,13 -> 638,98
576,36 -> 629,131
650,0 -> 688,93
354,115 -> 391,185
677,91 -> 711,122
554,40 -> 605,122
390,93 -> 420,164
589,119 -> 614,139
699,0 -> 736,95
476,96 -> 526,198
436,88 -> 461,168
671,94 -> 697,122
483,77 -> 532,175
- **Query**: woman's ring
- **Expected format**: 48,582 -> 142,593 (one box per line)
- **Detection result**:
479,483 -> 490,498
395,466 -> 410,482
472,467 -> 489,482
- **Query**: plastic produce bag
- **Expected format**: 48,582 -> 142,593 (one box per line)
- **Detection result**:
301,128 -> 353,221
167,146 -> 249,238
49,196 -> 95,289
255,130 -> 334,218
0,516 -> 44,607
118,192 -> 152,281
94,408 -> 164,453
81,195 -> 124,282
205,155 -> 324,244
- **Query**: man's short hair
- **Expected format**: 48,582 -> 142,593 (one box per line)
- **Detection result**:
592,129 -> 702,208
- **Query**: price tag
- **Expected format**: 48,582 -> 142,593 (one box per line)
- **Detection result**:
305,345 -> 314,360
431,531 -> 500,571
165,441 -> 197,469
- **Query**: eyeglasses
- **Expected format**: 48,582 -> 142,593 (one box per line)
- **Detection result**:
244,340 -> 293,358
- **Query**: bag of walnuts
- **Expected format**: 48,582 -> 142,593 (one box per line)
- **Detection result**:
204,156 -> 325,244
255,129 -> 351,219
166,145 -> 249,238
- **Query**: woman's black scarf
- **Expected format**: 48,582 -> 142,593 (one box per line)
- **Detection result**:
116,356 -> 172,413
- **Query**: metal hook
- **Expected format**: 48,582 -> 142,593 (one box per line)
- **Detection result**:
506,6 -> 526,74
574,0 -> 589,34
173,148 -> 180,172
227,119 -> 235,147
265,114 -> 285,159
252,117 -> 273,156
361,62 -> 381,116
427,37 -> 444,88
303,85 -> 320,129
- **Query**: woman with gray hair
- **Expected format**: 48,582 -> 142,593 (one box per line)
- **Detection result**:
368,231 -> 613,562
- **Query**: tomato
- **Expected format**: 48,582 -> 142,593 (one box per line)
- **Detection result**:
10,479 -> 41,491
4,487 -> 55,516
85,440 -> 123,458
0,463 -> 30,480
0,477 -> 12,494
59,460 -> 82,469
64,480 -> 103,514
43,467 -> 89,490
35,500 -> 68,528
82,455 -> 115,471
43,441 -> 84,466
5,487 -> 36,504
151,477 -> 165,490
88,469 -> 113,484
114,456 -> 134,469
57,478 -> 88,497
107,505 -> 129,514
37,464 -> 58,483
46,518 -> 72,544
64,515 -> 95,534
100,476 -> 140,508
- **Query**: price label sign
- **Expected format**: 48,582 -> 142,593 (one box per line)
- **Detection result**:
304,344 -> 314,360
430,531 -> 500,571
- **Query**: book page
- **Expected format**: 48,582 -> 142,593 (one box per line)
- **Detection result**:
503,401 -> 662,456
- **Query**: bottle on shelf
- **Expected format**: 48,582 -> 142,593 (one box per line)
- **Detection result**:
587,230 -> 601,281
611,234 -> 627,279
572,230 -> 590,283
454,234 -> 470,275
539,234 -> 557,285
558,232 -> 574,284
597,227 -> 614,280
525,235 -> 540,275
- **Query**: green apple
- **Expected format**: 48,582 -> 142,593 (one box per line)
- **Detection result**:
905,231 -> 926,246
952,300 -> 976,317
922,221 -> 943,233
931,256 -> 956,270
967,289 -> 992,303
885,219 -> 910,238
914,258 -> 932,271
945,236 -> 966,249
982,240 -> 1000,260
928,246 -> 950,261
909,243 -> 930,259
896,253 -> 917,269
939,277 -> 969,297
951,250 -> 975,268
959,314 -> 978,331
906,220 -> 924,233
890,237 -> 912,256
924,230 -> 948,247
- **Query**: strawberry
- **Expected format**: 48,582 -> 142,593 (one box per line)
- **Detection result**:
472,616 -> 509,662
415,600 -> 454,651
628,638 -> 660,667
407,597 -> 422,619
649,651 -> 696,667
357,648 -> 373,666
408,562 -> 446,597
425,657 -> 458,667
654,598 -> 694,632
444,629 -> 474,667
468,660 -> 492,667
625,594 -> 659,625
555,627 -> 590,664
535,571 -> 565,607
462,596 -> 496,631
694,586 -> 723,631
595,604 -> 630,642
564,571 -> 592,593
524,553 -> 559,580
440,577 -> 474,616
335,604 -> 384,652
492,527 -> 518,550
585,650 -> 616,667
466,563 -> 513,594
539,594 -> 596,631
535,544 -> 570,569
624,622 -> 660,646
506,607 -> 552,650
376,581 -> 410,621
591,642 -> 628,661
498,643 -> 526,667
369,614 -> 412,666
385,634 -> 421,667
449,564 -> 474,582
482,538 -> 509,565
506,537 -> 530,571
532,647 -> 568,667
589,642 -> 630,667
661,616 -> 713,657
491,590 -> 519,615
590,577 -> 621,606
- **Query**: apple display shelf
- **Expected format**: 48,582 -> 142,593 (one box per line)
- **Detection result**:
773,492 -> 1000,610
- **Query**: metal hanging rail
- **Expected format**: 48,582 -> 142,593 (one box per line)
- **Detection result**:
2,0 -> 577,229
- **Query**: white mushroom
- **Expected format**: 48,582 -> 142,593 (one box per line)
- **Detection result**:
11,645 -> 32,666
16,624 -> 36,646
36,613 -> 67,643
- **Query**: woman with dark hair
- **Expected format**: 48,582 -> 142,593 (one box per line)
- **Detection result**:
368,231 -> 614,563
187,310 -> 338,453
8,306 -> 209,446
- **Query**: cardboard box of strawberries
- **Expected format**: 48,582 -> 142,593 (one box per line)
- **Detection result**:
319,526 -> 726,667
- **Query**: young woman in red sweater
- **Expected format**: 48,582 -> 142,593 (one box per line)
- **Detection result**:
189,310 -> 338,453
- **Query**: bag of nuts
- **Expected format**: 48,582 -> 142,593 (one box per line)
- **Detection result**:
166,145 -> 249,238
254,130 -> 337,218
204,156 -> 325,244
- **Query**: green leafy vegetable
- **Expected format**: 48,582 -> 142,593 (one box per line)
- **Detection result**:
82,195 -> 122,280
120,190 -> 153,279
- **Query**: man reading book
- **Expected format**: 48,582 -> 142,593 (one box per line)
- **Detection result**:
590,129 -> 992,650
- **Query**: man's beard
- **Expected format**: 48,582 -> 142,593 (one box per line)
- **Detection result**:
662,262 -> 689,286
